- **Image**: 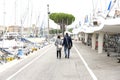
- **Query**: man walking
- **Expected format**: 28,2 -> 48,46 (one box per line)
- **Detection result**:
62,33 -> 72,58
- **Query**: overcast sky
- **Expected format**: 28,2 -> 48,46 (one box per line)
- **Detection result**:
0,0 -> 110,28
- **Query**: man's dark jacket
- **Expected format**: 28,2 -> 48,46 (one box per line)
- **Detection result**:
62,36 -> 72,48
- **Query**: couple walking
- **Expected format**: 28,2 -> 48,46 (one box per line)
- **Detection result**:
55,33 -> 73,59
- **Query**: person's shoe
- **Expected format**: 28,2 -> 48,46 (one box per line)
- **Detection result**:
65,56 -> 67,58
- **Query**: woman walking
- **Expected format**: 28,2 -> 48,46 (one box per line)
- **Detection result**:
55,35 -> 63,59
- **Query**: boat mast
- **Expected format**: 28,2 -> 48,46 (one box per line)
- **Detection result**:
29,0 -> 33,36
14,0 -> 18,32
20,0 -> 30,37
3,0 -> 6,34
2,0 -> 6,49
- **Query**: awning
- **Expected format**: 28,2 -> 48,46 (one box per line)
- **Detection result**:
94,18 -> 120,33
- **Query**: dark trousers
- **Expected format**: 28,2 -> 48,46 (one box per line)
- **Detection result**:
57,50 -> 61,58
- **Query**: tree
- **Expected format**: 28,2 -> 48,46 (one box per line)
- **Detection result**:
49,29 -> 62,34
68,28 -> 73,33
49,13 -> 75,36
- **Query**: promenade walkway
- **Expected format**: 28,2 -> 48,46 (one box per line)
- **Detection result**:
74,41 -> 120,80
0,41 -> 119,80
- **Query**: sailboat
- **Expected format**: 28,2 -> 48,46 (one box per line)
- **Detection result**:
93,0 -> 120,33
79,0 -> 120,34
0,0 -> 17,49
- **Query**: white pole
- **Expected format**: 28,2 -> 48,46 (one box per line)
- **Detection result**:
92,33 -> 96,50
98,32 -> 104,53
47,4 -> 50,42
85,33 -> 88,44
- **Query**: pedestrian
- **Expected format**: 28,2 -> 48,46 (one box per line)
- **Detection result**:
55,35 -> 63,59
62,33 -> 72,58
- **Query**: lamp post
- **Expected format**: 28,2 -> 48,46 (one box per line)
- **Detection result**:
47,4 -> 50,41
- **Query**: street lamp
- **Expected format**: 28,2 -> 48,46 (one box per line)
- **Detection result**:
47,4 -> 50,41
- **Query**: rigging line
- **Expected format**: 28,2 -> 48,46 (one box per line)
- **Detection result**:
14,0 -> 17,25
38,14 -> 45,36
92,0 -> 97,16
104,1 -> 108,10
92,0 -> 95,13
26,0 -> 33,27
106,0 -> 117,17
34,12 -> 41,36
35,9 -> 42,27
36,15 -> 40,27
39,15 -> 46,36
41,16 -> 46,29
20,0 -> 30,37
100,0 -> 103,11
26,0 -> 30,27
118,0 -> 120,8
30,0 -> 33,27
29,0 -> 33,34
2,0 -> 8,37
116,0 -> 120,8
14,0 -> 19,26
104,0 -> 107,10
20,0 -> 30,26
39,19 -> 45,36
94,0 -> 98,12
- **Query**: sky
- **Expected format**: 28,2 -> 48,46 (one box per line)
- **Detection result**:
0,0 -> 110,29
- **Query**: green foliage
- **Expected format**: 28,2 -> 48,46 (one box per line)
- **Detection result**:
49,13 -> 75,25
49,13 -> 75,36
68,28 -> 73,33
49,29 -> 62,34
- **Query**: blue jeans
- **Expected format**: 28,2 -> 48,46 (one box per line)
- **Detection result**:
64,46 -> 70,58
